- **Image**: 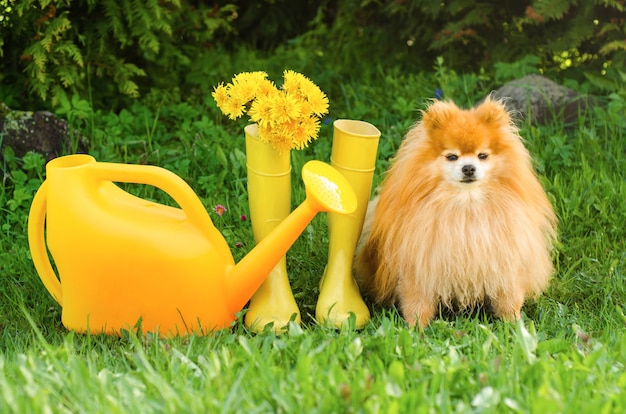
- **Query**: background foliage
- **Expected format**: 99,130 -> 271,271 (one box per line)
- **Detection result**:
1,0 -> 625,110
0,0 -> 237,108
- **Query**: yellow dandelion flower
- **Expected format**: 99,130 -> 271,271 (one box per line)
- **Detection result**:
258,124 -> 292,153
277,119 -> 295,138
285,122 -> 308,151
282,70 -> 302,93
270,92 -> 302,124
305,88 -> 329,116
229,78 -> 256,105
282,70 -> 328,116
212,83 -> 230,111
292,116 -> 321,150
284,70 -> 314,94
248,94 -> 275,128
231,71 -> 267,86
291,72 -> 316,93
242,71 -> 269,84
302,116 -> 321,139
223,97 -> 246,120
257,124 -> 273,144
256,79 -> 278,98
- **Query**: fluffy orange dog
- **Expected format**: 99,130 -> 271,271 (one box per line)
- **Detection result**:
354,98 -> 557,328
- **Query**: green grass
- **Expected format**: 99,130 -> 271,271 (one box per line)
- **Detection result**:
1,58 -> 626,412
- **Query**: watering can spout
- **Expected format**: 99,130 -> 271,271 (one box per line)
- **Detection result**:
226,160 -> 357,312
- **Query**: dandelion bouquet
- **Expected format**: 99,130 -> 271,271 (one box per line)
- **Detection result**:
212,70 -> 329,152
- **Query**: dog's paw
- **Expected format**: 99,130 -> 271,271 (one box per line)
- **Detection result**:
401,300 -> 436,328
491,291 -> 524,322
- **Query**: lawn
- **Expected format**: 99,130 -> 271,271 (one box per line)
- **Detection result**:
1,55 -> 625,412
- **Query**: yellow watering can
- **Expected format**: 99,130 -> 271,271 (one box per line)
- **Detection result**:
28,154 -> 356,336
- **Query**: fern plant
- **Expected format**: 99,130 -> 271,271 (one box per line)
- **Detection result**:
0,0 -> 236,108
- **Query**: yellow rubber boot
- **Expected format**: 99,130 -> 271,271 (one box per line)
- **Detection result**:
316,120 -> 381,328
243,124 -> 300,333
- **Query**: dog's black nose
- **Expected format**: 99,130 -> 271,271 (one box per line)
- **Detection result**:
462,164 -> 476,177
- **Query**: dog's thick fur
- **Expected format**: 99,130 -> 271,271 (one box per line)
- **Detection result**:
354,98 -> 557,327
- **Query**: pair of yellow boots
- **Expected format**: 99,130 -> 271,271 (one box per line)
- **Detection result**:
244,120 -> 380,332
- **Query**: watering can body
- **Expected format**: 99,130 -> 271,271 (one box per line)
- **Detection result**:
29,154 -> 239,335
28,154 -> 357,336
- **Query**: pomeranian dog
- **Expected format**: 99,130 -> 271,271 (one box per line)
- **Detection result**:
354,97 -> 557,328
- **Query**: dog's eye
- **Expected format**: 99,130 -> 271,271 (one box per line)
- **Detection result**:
445,154 -> 458,161
478,153 -> 489,160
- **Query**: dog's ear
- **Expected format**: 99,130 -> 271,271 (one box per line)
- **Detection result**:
421,100 -> 459,130
475,97 -> 510,127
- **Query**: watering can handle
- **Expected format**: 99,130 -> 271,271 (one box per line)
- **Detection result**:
87,161 -> 216,236
28,180 -> 64,305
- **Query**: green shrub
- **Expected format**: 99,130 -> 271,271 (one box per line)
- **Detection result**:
0,0 -> 237,108
279,0 -> 625,88
2,0 -> 624,110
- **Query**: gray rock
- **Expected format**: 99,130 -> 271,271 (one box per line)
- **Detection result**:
491,74 -> 590,125
0,103 -> 77,160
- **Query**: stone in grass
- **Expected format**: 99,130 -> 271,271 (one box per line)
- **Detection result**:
490,74 -> 592,125
0,102 -> 85,161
